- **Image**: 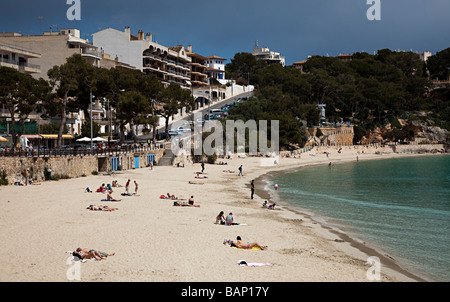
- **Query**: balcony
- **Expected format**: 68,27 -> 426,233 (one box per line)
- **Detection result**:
81,48 -> 102,59
0,58 -> 41,74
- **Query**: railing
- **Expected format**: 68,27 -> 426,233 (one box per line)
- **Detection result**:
0,57 -> 40,70
0,144 -> 163,158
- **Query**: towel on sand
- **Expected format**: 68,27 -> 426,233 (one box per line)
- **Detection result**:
232,246 -> 261,250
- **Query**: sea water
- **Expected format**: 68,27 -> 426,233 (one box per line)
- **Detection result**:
267,155 -> 450,281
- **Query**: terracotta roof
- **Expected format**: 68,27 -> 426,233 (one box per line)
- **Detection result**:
206,67 -> 225,72
186,51 -> 207,61
207,55 -> 227,60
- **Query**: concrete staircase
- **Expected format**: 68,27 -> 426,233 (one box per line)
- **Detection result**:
157,148 -> 174,166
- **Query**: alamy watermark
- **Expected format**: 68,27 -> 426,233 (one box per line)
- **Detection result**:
66,0 -> 81,21
367,0 -> 381,21
170,112 -> 279,165
66,256 -> 81,281
66,1 -> 380,22
366,256 -> 381,281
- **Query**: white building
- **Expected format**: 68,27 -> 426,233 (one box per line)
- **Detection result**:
419,51 -> 432,62
92,26 -> 191,89
92,27 -> 146,71
205,55 -> 226,80
252,41 -> 285,66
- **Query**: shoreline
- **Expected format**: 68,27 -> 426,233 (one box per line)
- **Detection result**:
253,152 -> 447,282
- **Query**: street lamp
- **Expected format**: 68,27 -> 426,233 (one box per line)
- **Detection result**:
90,90 -> 94,151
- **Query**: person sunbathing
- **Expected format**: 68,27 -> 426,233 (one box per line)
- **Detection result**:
161,193 -> 178,199
106,191 -> 121,201
195,175 -> 208,179
72,248 -> 115,261
87,205 -> 118,211
173,201 -> 200,207
189,181 -> 204,185
230,236 -> 267,250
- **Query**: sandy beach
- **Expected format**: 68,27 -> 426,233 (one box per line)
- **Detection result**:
0,146 -> 438,282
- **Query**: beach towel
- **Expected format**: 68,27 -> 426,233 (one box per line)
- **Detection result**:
237,260 -> 272,267
232,246 -> 261,250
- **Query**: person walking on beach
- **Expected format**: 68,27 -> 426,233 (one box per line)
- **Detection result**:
238,165 -> 243,176
201,160 -> 205,173
250,179 -> 255,199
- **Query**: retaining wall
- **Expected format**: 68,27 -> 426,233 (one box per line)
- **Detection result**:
0,149 -> 165,185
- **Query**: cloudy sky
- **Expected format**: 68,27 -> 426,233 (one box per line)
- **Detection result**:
1,0 -> 449,65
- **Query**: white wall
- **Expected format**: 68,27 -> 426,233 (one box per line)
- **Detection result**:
92,28 -> 145,70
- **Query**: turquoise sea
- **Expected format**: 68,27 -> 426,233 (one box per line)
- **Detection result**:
266,155 -> 450,281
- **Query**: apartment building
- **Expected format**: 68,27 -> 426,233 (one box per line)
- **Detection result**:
0,41 -> 41,75
186,45 -> 208,87
93,27 -> 192,89
0,28 -> 102,80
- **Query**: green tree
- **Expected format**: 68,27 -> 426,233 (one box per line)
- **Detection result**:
427,47 -> 450,80
0,67 -> 46,149
47,54 -> 94,147
115,90 -> 150,144
225,52 -> 265,84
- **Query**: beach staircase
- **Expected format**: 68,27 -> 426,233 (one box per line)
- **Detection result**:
157,147 -> 174,166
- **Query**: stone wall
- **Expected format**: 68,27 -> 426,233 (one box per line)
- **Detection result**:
0,155 -> 97,184
309,126 -> 354,146
0,149 -> 165,185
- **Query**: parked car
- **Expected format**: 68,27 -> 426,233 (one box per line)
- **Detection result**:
177,126 -> 192,133
168,129 -> 180,136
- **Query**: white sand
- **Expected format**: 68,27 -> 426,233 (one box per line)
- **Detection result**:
0,147 -> 434,282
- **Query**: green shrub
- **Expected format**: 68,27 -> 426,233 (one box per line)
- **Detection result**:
0,170 -> 8,186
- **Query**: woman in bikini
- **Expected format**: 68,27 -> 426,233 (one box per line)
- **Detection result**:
231,236 -> 267,250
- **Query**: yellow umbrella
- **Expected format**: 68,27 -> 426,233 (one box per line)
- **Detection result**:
0,136 -> 8,142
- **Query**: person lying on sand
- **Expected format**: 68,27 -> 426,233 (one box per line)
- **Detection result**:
160,193 -> 184,200
268,203 -> 276,210
72,248 -> 115,261
223,170 -> 235,173
189,181 -> 204,185
87,205 -> 118,211
173,201 -> 200,207
229,236 -> 267,250
195,175 -> 208,179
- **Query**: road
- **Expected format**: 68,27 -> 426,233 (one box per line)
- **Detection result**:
138,90 -> 254,141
